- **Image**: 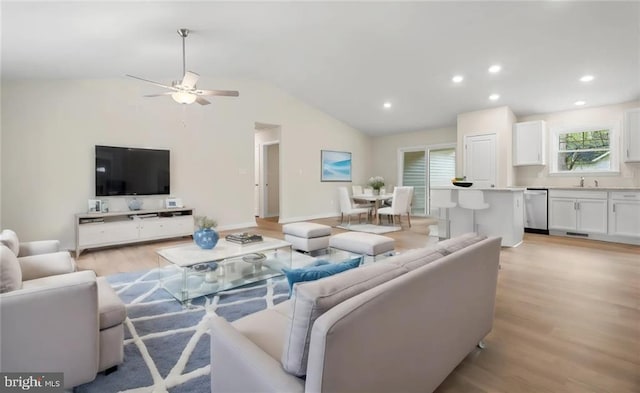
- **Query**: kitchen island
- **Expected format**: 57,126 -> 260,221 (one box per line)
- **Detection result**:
431,187 -> 525,247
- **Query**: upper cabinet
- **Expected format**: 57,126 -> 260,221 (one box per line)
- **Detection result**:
513,120 -> 546,166
623,108 -> 640,162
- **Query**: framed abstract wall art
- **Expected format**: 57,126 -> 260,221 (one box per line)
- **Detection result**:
321,150 -> 352,182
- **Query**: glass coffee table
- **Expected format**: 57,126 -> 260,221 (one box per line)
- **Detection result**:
156,237 -> 293,304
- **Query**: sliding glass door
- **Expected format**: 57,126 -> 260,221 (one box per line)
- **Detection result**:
399,145 -> 455,216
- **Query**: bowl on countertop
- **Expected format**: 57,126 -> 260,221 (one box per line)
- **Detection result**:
452,182 -> 473,188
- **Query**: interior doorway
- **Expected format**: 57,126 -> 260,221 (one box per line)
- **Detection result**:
254,123 -> 281,219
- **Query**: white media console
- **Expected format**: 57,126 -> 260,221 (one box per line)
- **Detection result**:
75,207 -> 194,257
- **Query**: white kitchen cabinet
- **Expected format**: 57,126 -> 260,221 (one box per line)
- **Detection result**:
513,120 -> 546,166
549,198 -> 576,231
609,192 -> 640,238
623,108 -> 640,162
549,190 -> 608,234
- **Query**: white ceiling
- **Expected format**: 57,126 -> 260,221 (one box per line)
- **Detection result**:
2,1 -> 639,135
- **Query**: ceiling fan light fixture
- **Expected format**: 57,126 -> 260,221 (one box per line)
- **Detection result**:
172,91 -> 197,104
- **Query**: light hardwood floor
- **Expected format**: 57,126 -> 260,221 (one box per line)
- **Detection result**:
76,216 -> 640,393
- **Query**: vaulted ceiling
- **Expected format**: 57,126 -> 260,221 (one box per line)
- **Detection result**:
2,1 -> 638,135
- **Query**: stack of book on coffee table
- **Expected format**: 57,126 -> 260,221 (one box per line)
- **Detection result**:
225,232 -> 264,245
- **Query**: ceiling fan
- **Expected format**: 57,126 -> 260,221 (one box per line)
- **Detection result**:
127,28 -> 239,105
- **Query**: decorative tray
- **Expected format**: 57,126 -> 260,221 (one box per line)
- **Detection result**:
242,253 -> 267,264
452,182 -> 473,188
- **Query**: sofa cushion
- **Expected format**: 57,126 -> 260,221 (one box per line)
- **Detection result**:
233,301 -> 292,361
386,247 -> 446,271
0,245 -> 22,293
281,262 -> 407,376
436,233 -> 487,255
96,277 -> 126,330
282,257 -> 363,295
0,229 -> 20,256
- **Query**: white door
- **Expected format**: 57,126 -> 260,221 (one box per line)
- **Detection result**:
260,142 -> 280,218
464,134 -> 496,187
254,144 -> 260,216
266,144 -> 280,217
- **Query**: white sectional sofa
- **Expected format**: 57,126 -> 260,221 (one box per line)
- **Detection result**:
210,233 -> 501,393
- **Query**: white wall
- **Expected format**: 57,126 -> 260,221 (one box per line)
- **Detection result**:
515,100 -> 640,188
457,106 -> 516,188
371,127 -> 457,188
1,78 -> 369,248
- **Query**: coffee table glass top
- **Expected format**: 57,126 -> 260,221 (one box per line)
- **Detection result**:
156,236 -> 293,303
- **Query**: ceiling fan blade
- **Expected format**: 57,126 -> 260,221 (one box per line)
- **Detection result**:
126,74 -> 178,91
181,71 -> 199,89
196,96 -> 211,105
196,89 -> 240,97
143,92 -> 173,97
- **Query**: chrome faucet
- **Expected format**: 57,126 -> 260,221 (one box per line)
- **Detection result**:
594,179 -> 599,188
580,177 -> 585,187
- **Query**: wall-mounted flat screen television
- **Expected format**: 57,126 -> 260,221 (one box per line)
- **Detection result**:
95,145 -> 170,196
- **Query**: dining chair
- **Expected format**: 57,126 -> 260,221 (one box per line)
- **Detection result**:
338,187 -> 370,225
351,186 -> 375,213
377,186 -> 413,227
363,187 -> 374,196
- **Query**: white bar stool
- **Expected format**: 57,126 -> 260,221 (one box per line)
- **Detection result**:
458,190 -> 489,234
430,189 -> 457,239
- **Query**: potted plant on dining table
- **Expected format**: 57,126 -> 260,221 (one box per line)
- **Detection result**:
368,176 -> 385,195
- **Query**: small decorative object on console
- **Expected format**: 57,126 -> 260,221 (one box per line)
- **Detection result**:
127,198 -> 143,211
193,215 -> 219,249
225,232 -> 264,245
88,199 -> 102,213
165,198 -> 184,209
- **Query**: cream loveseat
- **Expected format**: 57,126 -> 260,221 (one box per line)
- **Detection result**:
210,234 -> 501,393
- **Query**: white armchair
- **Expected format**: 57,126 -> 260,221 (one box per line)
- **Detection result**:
0,230 -> 126,389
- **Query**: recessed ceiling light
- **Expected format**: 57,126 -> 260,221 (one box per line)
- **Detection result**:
452,75 -> 464,83
580,75 -> 594,82
488,64 -> 502,73
575,100 -> 586,106
489,94 -> 500,101
383,102 -> 392,109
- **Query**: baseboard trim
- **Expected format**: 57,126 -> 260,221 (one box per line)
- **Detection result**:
217,221 -> 258,231
279,212 -> 338,224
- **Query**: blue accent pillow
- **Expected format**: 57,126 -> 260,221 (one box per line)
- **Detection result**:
282,257 -> 363,296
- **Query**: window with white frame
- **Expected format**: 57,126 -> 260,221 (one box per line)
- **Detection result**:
550,124 -> 618,174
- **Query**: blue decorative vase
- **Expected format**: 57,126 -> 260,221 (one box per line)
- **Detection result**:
194,228 -> 219,249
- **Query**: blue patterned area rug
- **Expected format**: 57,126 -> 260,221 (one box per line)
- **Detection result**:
75,269 -> 289,393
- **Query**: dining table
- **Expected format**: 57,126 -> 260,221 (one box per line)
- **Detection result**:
352,193 -> 393,225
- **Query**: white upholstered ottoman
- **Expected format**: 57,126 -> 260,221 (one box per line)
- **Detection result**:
329,232 -> 395,260
282,222 -> 332,253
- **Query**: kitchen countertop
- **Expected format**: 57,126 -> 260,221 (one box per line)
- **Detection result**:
432,186 -> 526,192
540,187 -> 640,191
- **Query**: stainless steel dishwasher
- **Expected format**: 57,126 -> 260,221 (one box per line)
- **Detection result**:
524,188 -> 548,234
